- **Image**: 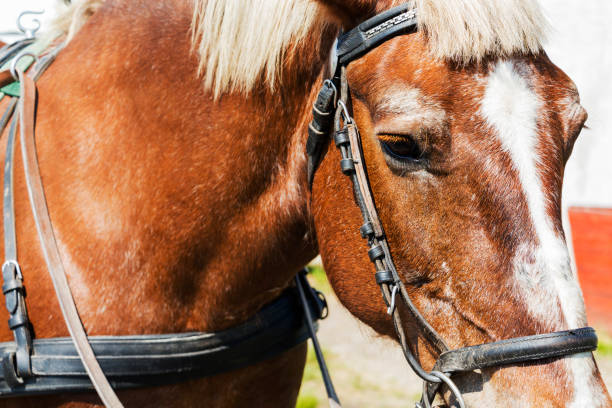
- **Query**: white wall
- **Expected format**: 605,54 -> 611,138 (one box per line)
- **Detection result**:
1,1 -> 610,210
0,1 -> 57,43
540,1 -> 612,210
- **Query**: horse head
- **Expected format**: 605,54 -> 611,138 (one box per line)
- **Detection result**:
312,0 -> 610,406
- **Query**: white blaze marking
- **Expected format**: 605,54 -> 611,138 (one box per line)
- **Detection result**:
479,61 -> 603,406
376,87 -> 447,130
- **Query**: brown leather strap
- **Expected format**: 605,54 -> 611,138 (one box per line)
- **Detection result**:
17,70 -> 123,408
0,71 -> 15,89
338,67 -> 449,355
346,123 -> 385,238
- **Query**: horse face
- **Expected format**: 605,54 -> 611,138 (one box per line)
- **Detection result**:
312,31 -> 609,406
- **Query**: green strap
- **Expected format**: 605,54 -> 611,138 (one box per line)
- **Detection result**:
1,82 -> 20,98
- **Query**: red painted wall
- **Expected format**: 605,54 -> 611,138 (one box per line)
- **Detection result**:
568,207 -> 612,332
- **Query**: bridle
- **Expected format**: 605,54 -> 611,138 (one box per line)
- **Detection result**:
0,5 -> 598,407
306,4 -> 598,407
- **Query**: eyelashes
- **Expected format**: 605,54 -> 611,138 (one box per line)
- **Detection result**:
378,133 -> 429,171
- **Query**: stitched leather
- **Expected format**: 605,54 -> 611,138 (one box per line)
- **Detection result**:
0,288 -> 319,396
434,327 -> 598,373
307,80 -> 337,185
337,4 -> 417,66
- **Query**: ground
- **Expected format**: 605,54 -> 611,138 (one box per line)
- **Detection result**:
297,268 -> 612,408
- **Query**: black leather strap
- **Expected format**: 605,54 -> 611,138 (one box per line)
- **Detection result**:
307,80 -> 338,186
337,4 -> 417,66
295,270 -> 340,407
0,287 -> 321,396
2,110 -> 33,381
434,327 -> 598,374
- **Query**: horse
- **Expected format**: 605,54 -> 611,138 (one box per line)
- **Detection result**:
0,0 -> 609,406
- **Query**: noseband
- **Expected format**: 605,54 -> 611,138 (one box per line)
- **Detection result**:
306,4 -> 598,407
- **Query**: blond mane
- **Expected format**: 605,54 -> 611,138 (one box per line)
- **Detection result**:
46,0 -> 104,43
191,0 -> 324,97
50,0 -> 549,96
408,0 -> 548,63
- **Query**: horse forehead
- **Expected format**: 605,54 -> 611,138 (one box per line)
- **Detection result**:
477,59 -> 574,155
480,57 -> 578,105
480,61 -> 540,132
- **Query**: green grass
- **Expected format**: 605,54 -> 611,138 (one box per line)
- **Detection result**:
350,373 -> 368,391
297,345 -> 325,408
302,346 -> 323,382
306,265 -> 331,294
296,394 -> 319,408
596,330 -> 612,357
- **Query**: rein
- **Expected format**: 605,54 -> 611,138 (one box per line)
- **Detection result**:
306,4 -> 598,407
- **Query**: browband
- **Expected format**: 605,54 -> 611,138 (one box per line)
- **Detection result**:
307,4 -> 418,186
337,4 -> 417,66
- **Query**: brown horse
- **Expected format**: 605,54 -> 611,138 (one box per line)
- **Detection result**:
0,0 -> 609,406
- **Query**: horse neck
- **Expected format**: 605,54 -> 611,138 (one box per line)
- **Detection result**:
24,0 -> 336,336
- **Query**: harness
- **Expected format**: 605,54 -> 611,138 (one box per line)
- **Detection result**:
306,4 -> 598,407
0,4 -> 599,407
0,40 -> 328,406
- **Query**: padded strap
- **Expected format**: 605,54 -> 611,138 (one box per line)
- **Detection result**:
0,288 -> 318,396
434,327 -> 598,373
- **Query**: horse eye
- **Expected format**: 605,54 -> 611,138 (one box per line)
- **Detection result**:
379,135 -> 424,161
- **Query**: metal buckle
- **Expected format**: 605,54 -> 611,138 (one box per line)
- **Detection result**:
2,352 -> 24,388
2,260 -> 23,281
316,290 -> 329,319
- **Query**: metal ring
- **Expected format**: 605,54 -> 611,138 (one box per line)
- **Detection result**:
421,371 -> 466,408
17,10 -> 44,39
317,292 -> 329,319
337,100 -> 352,124
10,51 -> 38,81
